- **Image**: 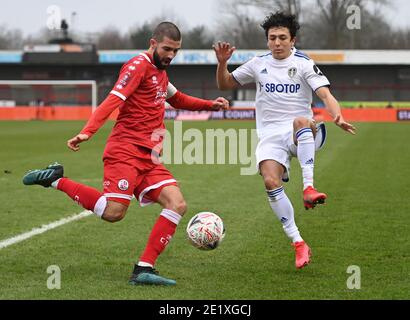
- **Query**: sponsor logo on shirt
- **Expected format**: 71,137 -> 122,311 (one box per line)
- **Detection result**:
154,88 -> 168,105
264,83 -> 301,93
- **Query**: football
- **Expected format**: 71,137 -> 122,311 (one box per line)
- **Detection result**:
186,212 -> 225,250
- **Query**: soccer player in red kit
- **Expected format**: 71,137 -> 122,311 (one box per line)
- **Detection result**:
23,22 -> 229,286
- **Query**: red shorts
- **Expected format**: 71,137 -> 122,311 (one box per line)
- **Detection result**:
102,142 -> 177,206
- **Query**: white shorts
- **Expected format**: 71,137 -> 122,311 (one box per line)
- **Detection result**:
255,122 -> 327,182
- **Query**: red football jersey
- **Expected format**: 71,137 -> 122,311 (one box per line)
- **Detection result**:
108,52 -> 169,151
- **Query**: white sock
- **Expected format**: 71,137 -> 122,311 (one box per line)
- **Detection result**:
137,261 -> 154,268
267,187 -> 303,243
296,128 -> 315,190
93,196 -> 107,218
160,209 -> 182,225
51,178 -> 61,189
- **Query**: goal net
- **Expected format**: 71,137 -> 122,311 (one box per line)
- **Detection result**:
0,80 -> 97,111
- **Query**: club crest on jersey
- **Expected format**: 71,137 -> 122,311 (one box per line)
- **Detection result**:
288,67 -> 297,78
119,72 -> 132,87
118,179 -> 129,191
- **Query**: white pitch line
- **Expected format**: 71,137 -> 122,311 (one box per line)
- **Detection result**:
0,210 -> 93,250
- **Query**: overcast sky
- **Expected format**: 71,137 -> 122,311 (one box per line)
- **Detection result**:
0,0 -> 218,36
1,0 -> 409,36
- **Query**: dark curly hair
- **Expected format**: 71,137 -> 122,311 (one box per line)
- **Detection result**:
260,11 -> 300,39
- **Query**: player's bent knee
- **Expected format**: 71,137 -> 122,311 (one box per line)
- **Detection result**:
102,201 -> 128,223
104,210 -> 126,223
293,117 -> 310,130
263,176 -> 282,190
169,199 -> 187,216
158,185 -> 187,216
162,198 -> 187,216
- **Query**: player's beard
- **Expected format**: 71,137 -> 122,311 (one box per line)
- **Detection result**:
153,49 -> 169,70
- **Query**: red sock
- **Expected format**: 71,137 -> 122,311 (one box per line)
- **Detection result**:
139,209 -> 182,266
57,177 -> 102,211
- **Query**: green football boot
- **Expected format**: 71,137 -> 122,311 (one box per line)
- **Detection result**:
129,265 -> 176,286
22,162 -> 64,188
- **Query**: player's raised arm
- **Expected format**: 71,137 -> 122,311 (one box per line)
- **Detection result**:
67,94 -> 124,151
315,86 -> 356,135
213,41 -> 238,90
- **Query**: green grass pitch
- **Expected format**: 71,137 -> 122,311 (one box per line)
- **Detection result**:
0,120 -> 409,299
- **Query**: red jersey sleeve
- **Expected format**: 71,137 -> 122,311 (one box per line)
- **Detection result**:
109,56 -> 148,101
80,94 -> 123,138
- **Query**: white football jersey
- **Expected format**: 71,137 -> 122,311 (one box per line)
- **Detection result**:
231,47 -> 330,137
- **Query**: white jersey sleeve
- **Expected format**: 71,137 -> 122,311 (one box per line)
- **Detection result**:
166,82 -> 178,98
231,58 -> 257,86
303,59 -> 330,91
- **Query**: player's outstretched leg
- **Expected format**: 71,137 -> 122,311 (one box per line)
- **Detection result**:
268,186 -> 312,269
23,162 -> 63,187
129,208 -> 180,286
261,160 -> 312,269
23,162 -> 108,219
129,185 -> 184,286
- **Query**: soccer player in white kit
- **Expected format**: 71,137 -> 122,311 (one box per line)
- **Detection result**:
213,12 -> 356,269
